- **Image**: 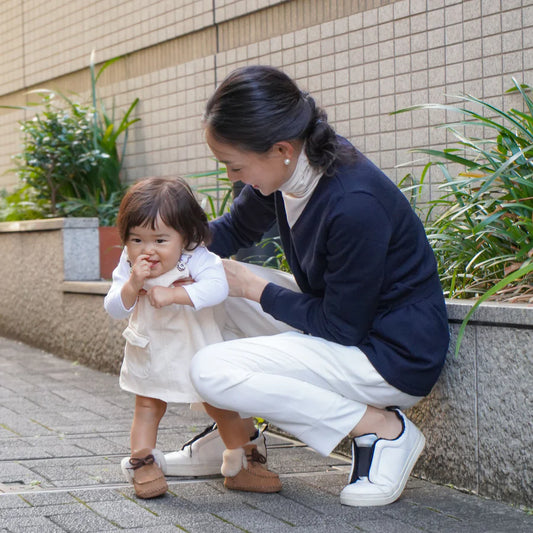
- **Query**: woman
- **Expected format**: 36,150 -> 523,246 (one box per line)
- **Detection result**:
167,65 -> 449,506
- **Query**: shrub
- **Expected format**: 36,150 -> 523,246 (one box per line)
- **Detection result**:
395,78 -> 533,305
2,51 -> 139,226
12,92 -> 104,216
0,184 -> 48,221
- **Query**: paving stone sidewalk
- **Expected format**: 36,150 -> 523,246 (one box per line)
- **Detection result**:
0,336 -> 531,532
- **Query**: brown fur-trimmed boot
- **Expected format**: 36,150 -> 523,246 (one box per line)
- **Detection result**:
222,443 -> 282,493
121,448 -> 168,499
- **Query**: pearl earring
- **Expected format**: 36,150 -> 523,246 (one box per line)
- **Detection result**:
284,158 -> 291,166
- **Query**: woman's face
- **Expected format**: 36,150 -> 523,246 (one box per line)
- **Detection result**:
205,128 -> 292,196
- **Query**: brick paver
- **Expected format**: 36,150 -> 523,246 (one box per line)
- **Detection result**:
0,337 -> 531,532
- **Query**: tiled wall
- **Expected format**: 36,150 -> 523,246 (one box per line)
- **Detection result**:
1,0 -> 532,196
15,0 -> 213,87
116,56 -> 217,180
1,1 -> 25,96
215,0 -> 287,23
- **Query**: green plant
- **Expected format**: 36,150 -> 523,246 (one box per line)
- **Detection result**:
11,91 -> 102,215
0,184 -> 49,221
59,190 -> 125,227
86,50 -> 139,212
395,78 -> 533,305
187,167 -> 233,221
187,168 -> 290,271
1,51 -> 139,226
240,236 -> 291,272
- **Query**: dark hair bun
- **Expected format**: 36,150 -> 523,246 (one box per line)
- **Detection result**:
204,65 -> 353,175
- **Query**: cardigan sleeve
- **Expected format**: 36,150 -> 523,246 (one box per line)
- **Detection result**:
261,192 -> 392,346
209,185 -> 277,258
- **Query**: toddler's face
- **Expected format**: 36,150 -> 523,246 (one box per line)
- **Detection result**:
126,216 -> 185,278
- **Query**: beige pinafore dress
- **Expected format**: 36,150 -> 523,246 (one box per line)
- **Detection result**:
119,262 -> 223,403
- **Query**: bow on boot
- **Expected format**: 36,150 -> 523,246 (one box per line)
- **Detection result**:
121,448 -> 168,499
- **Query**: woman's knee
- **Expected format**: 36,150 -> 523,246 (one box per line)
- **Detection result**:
190,346 -> 219,400
190,344 -> 240,404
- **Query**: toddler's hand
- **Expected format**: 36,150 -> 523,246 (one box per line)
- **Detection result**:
129,254 -> 152,290
147,286 -> 175,308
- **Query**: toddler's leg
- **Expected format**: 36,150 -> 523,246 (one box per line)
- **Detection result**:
202,403 -> 249,449
121,395 -> 168,499
203,402 -> 281,493
130,395 -> 167,453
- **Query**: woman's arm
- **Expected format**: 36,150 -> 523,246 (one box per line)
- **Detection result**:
263,198 -> 391,345
225,194 -> 392,347
209,185 -> 277,258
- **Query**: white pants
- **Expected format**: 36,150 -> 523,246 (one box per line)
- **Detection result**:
190,264 -> 421,456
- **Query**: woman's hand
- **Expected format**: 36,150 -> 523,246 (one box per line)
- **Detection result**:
222,259 -> 268,302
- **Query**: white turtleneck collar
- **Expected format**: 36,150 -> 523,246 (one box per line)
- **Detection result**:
278,145 -> 323,227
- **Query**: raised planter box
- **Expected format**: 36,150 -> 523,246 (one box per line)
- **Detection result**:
411,301 -> 532,507
0,217 -> 100,280
0,218 -> 126,372
334,300 -> 533,507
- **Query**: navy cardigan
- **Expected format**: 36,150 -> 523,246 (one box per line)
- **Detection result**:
209,145 -> 449,397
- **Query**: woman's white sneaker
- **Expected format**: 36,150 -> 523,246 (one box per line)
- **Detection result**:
340,408 -> 425,507
164,423 -> 267,476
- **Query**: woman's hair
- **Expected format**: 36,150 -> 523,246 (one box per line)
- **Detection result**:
116,177 -> 210,249
203,65 -> 355,175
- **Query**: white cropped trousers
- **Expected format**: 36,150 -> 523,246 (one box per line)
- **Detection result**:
190,264 -> 421,456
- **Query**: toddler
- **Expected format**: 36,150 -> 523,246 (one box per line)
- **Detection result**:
104,177 -> 229,498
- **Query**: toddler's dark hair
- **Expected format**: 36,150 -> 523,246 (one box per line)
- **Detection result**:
116,177 -> 210,249
203,65 -> 355,175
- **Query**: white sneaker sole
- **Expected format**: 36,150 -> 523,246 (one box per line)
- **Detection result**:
340,432 -> 426,507
164,455 -> 222,477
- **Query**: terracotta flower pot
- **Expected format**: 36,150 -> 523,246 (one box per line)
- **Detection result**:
99,226 -> 123,280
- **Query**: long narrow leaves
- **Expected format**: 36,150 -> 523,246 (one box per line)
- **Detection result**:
396,78 -> 533,334
186,166 -> 233,220
454,262 -> 533,355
